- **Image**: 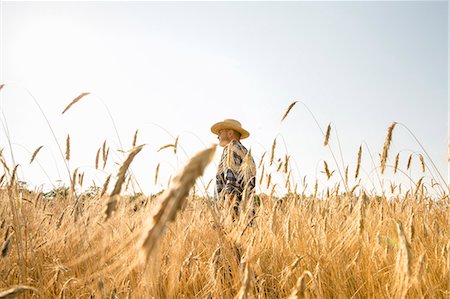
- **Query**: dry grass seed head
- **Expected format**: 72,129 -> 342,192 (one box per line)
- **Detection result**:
406,154 -> 413,170
266,174 -> 272,190
394,221 -> 412,298
174,136 -> 179,154
345,165 -> 349,184
288,270 -> 314,299
284,155 -> 289,173
419,154 -> 425,173
394,153 -> 400,174
95,148 -> 101,169
323,161 -> 333,180
30,145 -> 44,164
380,122 -> 397,174
71,168 -> 78,192
157,144 -> 175,152
65,134 -> 70,161
61,92 -> 90,114
10,164 -> 19,185
281,101 -> 298,122
259,165 -> 265,186
100,175 -> 111,197
103,148 -> 110,169
132,129 -> 139,147
154,163 -> 160,185
324,123 -> 331,146
355,145 -> 362,179
105,145 -> 145,220
140,145 -> 216,264
102,140 -> 107,161
270,138 -> 277,166
414,177 -> 424,196
258,152 -> 266,169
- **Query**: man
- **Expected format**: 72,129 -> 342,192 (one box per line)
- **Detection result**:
211,119 -> 256,218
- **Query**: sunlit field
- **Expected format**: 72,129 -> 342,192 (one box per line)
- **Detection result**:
0,95 -> 448,298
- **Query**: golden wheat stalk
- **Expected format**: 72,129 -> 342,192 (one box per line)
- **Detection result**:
344,165 -> 349,185
0,157 -> 9,174
103,148 -> 109,169
0,286 -> 39,298
323,161 -> 332,180
355,145 -> 362,179
270,138 -> 277,166
259,165 -> 265,186
140,145 -> 216,264
102,140 -> 107,162
394,153 -> 400,174
29,145 -> 44,164
132,129 -> 139,147
100,174 -> 111,197
78,172 -> 84,188
380,122 -> 397,174
65,134 -> 70,161
406,154 -> 412,170
288,271 -> 314,299
419,154 -> 425,173
105,145 -> 145,220
281,101 -> 298,122
95,148 -> 100,169
284,155 -> 289,174
266,174 -> 272,190
393,221 -> 411,298
70,168 -> 78,192
10,164 -> 19,185
154,163 -> 160,185
0,174 -> 5,186
324,123 -> 331,146
157,144 -> 175,152
414,177 -> 424,196
174,136 -> 179,154
285,171 -> 291,190
61,92 -> 90,114
236,262 -> 251,299
258,152 -> 266,169
277,160 -> 283,172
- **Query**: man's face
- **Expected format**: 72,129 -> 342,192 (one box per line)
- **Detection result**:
218,129 -> 232,147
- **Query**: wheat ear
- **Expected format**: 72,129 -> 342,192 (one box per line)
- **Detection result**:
140,145 -> 216,264
324,123 -> 331,146
281,101 -> 298,122
394,153 -> 400,174
30,145 -> 44,164
380,122 -> 397,174
355,145 -> 362,179
65,134 -> 70,161
105,145 -> 144,220
61,92 -> 90,114
132,129 -> 139,147
270,138 -> 277,166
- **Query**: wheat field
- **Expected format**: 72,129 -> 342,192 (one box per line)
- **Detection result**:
0,100 -> 449,298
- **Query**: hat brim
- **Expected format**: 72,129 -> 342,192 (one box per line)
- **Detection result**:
211,122 -> 250,139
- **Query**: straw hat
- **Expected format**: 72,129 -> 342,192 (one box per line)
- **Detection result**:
211,119 -> 250,139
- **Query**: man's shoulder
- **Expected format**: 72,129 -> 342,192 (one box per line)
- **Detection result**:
231,140 -> 248,152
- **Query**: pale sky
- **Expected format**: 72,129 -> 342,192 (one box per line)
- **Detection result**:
1,1 -> 448,197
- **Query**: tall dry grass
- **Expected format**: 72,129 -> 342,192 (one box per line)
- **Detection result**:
0,94 -> 448,297
0,176 -> 448,297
